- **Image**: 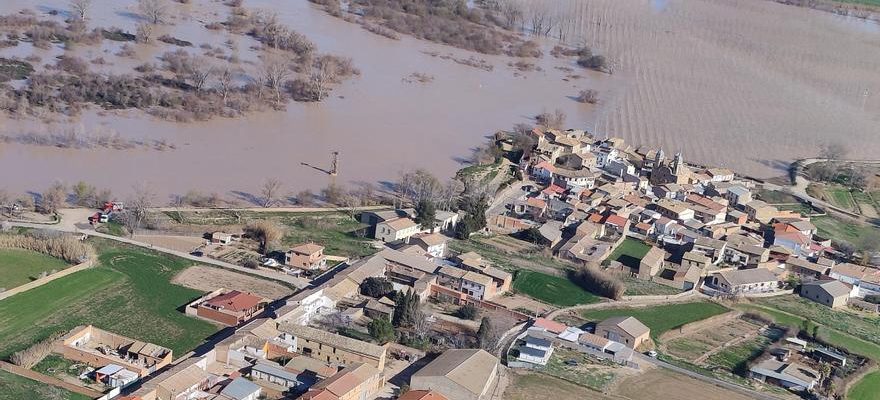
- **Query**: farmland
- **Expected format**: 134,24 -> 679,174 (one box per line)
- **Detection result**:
581,302 -> 729,339
504,371 -> 612,400
0,248 -> 70,290
606,238 -> 651,269
0,240 -> 220,358
848,370 -> 880,400
0,370 -> 91,400
735,301 -> 880,361
512,270 -> 600,307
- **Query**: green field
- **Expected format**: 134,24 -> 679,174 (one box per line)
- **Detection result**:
826,187 -> 857,211
735,302 -> 880,360
0,248 -> 70,290
757,296 -> 880,345
512,270 -> 600,307
0,240 -> 220,358
581,302 -> 729,339
812,215 -> 880,244
0,370 -> 90,400
606,238 -> 651,269
756,189 -> 801,205
164,210 -> 377,258
706,327 -> 784,374
620,275 -> 681,296
849,370 -> 880,400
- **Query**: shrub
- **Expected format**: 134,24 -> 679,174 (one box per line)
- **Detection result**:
577,89 -> 599,104
367,318 -> 395,343
456,303 -> 479,320
244,220 -> 284,254
360,277 -> 394,298
578,54 -> 607,71
572,265 -> 624,300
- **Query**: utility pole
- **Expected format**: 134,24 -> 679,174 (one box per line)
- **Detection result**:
329,151 -> 339,176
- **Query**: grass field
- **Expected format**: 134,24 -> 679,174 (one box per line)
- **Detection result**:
0,370 -> 90,400
620,275 -> 681,296
812,215 -> 880,244
0,240 -> 220,358
757,296 -> 880,345
735,302 -> 880,360
756,189 -> 802,204
163,210 -> 377,258
581,302 -> 729,339
706,327 -> 784,374
450,237 -> 572,272
512,270 -> 600,307
606,238 -> 651,269
848,370 -> 880,400
0,248 -> 69,290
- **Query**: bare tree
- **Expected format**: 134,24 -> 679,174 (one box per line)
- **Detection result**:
819,142 -> 848,160
188,59 -> 213,91
339,191 -> 362,220
261,55 -> 289,105
216,66 -> 234,104
40,182 -> 67,214
412,308 -> 432,341
244,220 -> 284,253
69,0 -> 92,21
260,178 -> 283,208
577,89 -> 599,104
120,183 -> 155,237
139,0 -> 168,25
136,22 -> 154,43
71,181 -> 96,207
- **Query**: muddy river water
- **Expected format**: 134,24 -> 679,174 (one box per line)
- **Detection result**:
0,0 -> 878,203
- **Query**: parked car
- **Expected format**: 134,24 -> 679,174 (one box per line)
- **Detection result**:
190,250 -> 204,257
645,350 -> 658,358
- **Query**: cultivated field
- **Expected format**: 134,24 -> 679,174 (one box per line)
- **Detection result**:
665,317 -> 764,362
0,248 -> 69,290
504,371 -> 614,400
0,240 -> 219,358
614,369 -> 755,400
551,0 -> 880,178
581,302 -> 729,339
512,270 -> 600,307
171,265 -> 294,300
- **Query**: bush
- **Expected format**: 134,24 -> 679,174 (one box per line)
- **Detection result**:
577,54 -> 607,71
456,303 -> 479,320
244,220 -> 285,254
572,265 -> 624,300
367,318 -> 395,343
360,277 -> 394,298
577,89 -> 599,104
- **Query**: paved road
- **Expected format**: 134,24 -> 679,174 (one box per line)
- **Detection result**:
9,219 -> 311,289
487,178 -> 534,217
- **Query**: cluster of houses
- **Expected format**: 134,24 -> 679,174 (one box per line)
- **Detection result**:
512,317 -> 648,368
490,128 -> 879,308
748,337 -> 852,393
80,240 -> 517,399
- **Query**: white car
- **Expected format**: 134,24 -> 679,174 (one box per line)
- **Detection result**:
262,259 -> 280,267
646,350 -> 658,358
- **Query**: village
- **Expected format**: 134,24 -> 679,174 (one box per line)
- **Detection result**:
2,122 -> 880,400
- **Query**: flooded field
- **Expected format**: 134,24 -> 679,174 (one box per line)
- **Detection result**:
1,0 -> 879,202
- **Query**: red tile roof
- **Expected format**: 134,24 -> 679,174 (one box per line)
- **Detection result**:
533,318 -> 567,334
399,390 -> 449,400
204,290 -> 262,312
526,197 -> 547,209
605,214 -> 628,227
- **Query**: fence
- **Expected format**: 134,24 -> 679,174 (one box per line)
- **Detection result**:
0,259 -> 94,302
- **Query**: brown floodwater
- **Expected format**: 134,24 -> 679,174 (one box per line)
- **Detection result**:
2,0 -> 879,203
0,0 -> 617,203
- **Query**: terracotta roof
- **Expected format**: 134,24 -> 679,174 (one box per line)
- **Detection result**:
775,232 -> 810,246
715,268 -> 777,286
577,332 -> 611,348
302,363 -> 379,400
413,233 -> 447,247
604,214 -> 628,227
204,290 -> 262,312
290,243 -> 324,255
532,318 -> 567,334
534,161 -> 555,172
524,197 -> 546,209
399,390 -> 449,400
